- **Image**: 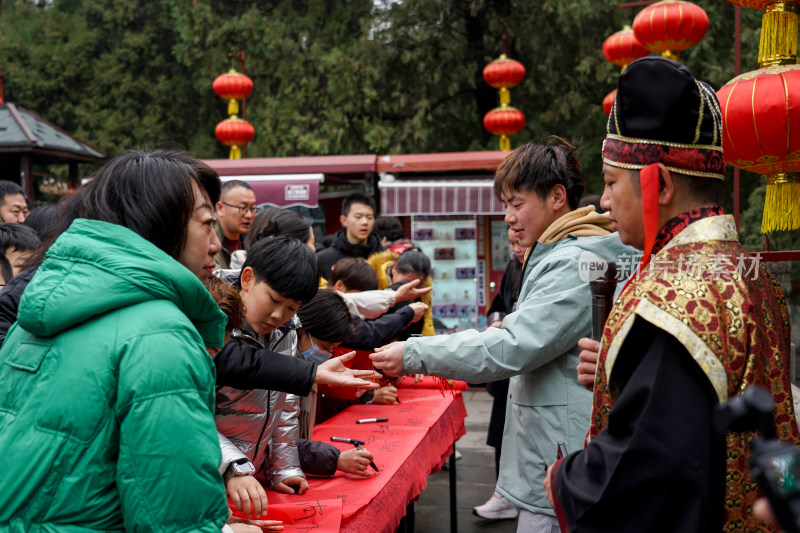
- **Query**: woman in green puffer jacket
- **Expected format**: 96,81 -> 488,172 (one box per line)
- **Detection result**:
0,151 -> 259,532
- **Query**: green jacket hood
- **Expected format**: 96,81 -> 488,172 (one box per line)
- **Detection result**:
18,219 -> 225,347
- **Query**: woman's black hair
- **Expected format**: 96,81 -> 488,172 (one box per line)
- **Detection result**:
75,150 -> 221,259
296,289 -> 356,343
329,257 -> 378,291
245,207 -> 312,252
241,236 -> 319,304
394,249 -> 431,279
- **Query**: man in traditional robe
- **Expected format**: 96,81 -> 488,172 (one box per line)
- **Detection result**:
372,138 -> 636,532
545,56 -> 800,533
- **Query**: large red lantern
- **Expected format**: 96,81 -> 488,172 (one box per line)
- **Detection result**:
483,107 -> 526,138
632,0 -> 709,61
215,116 -> 255,160
717,0 -> 799,233
213,69 -> 253,116
483,53 -> 526,150
483,55 -> 526,90
603,27 -> 650,69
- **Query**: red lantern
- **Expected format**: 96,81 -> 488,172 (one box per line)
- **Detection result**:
215,116 -> 255,160
602,90 -> 617,116
213,69 -> 254,116
483,55 -> 526,90
484,107 -> 525,151
603,27 -> 650,69
633,0 -> 709,61
718,64 -> 800,232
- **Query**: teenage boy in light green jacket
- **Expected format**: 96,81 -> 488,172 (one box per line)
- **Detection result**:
372,140 -> 637,532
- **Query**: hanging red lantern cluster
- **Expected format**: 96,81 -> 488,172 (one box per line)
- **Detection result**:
482,54 -> 526,151
718,0 -> 800,233
600,26 -> 649,116
632,0 -> 709,61
213,67 -> 254,160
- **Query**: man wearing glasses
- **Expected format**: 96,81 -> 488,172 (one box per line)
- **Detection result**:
214,180 -> 257,269
0,181 -> 29,224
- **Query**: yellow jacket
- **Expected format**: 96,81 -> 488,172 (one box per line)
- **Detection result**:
367,250 -> 434,337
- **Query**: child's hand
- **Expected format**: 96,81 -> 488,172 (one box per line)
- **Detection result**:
273,475 -> 309,495
228,516 -> 284,531
337,447 -> 375,477
373,385 -> 398,404
227,475 -> 268,518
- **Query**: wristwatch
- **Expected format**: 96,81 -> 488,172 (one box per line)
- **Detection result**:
225,458 -> 256,482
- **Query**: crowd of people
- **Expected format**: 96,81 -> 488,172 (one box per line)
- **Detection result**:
0,56 -> 797,533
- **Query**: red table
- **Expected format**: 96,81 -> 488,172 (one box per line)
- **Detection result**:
258,387 -> 467,533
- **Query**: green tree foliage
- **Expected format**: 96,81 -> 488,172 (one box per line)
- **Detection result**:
0,0 -> 778,202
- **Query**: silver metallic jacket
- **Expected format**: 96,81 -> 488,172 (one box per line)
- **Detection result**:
215,318 -> 304,488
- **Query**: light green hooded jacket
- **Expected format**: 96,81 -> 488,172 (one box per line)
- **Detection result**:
0,219 -> 228,532
404,224 -> 635,516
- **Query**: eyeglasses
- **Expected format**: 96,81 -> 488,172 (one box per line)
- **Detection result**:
221,201 -> 258,216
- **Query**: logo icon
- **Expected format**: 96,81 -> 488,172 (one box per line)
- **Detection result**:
578,251 -> 609,283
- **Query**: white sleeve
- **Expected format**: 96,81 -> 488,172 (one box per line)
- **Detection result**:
337,289 -> 396,320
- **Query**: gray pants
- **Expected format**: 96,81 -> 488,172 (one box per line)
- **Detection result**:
516,509 -> 560,533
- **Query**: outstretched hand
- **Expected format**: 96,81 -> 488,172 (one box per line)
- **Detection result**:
394,279 -> 433,302
371,341 -> 406,378
315,351 -> 379,389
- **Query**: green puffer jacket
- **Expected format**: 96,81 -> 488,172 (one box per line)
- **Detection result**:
404,232 -> 635,516
0,219 -> 228,532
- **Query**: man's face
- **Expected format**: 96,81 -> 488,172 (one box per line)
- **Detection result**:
600,164 -> 645,250
177,182 -> 222,281
216,186 -> 257,239
501,189 -> 555,248
340,202 -> 375,244
240,271 -> 302,335
0,193 -> 29,224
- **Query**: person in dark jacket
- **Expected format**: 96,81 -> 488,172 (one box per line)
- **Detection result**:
316,193 -> 382,280
294,290 -> 377,478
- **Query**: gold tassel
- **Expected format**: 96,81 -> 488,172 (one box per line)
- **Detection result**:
761,172 -> 800,233
499,135 -> 510,151
227,99 -> 239,116
759,1 -> 798,67
661,50 -> 679,62
229,146 -> 242,160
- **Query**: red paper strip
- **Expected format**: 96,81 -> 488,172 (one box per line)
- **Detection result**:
230,498 -> 342,533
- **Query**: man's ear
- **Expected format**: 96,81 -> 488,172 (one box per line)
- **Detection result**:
339,214 -> 347,227
240,267 -> 255,293
657,163 -> 676,206
551,184 -> 568,211
332,279 -> 347,292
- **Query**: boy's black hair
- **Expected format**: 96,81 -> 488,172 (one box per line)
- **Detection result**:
329,257 -> 378,291
493,137 -> 585,210
241,236 -> 319,304
245,207 -> 312,252
0,223 -> 40,255
374,216 -> 404,242
395,249 -> 431,279
341,192 -> 376,217
0,180 -> 26,203
297,289 -> 356,343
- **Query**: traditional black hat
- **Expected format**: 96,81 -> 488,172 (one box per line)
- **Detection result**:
603,56 -> 725,180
